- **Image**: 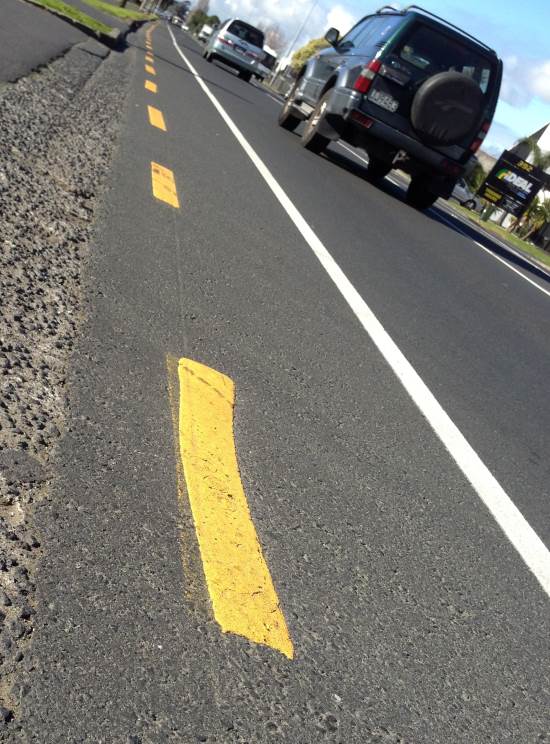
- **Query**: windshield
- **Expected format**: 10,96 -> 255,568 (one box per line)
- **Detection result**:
227,21 -> 264,49
396,24 -> 494,93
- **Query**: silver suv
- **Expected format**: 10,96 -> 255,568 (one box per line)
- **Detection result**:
279,5 -> 502,209
203,19 -> 265,83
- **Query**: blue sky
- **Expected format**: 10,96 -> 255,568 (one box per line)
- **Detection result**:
212,0 -> 550,155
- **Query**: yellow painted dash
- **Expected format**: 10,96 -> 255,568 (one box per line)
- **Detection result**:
145,64 -> 156,76
177,358 -> 294,659
148,105 -> 166,131
145,79 -> 157,93
151,162 -> 179,208
145,53 -> 154,63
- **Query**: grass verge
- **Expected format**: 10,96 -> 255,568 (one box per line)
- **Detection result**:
81,0 -> 154,21
453,204 -> 550,269
25,0 -> 113,35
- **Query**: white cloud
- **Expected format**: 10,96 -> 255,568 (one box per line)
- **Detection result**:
210,0 -> 359,50
325,5 -> 355,35
500,55 -> 550,107
531,60 -> 550,103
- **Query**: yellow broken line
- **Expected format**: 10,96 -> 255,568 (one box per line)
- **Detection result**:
145,64 -> 156,76
145,79 -> 157,93
151,162 -> 179,208
146,53 -> 154,63
148,105 -> 166,131
176,358 -> 294,659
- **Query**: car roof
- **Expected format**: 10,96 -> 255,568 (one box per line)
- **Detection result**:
373,4 -> 498,59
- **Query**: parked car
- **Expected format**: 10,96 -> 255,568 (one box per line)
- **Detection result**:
197,24 -> 214,43
254,46 -> 277,82
278,6 -> 502,209
451,177 -> 481,210
202,19 -> 265,83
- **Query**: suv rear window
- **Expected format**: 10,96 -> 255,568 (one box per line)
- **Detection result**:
227,21 -> 264,49
395,24 -> 494,93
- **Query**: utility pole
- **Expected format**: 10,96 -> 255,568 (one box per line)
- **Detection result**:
270,0 -> 319,86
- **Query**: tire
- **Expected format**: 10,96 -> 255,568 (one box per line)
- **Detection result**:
278,90 -> 302,132
238,70 -> 251,82
406,178 -> 439,210
301,92 -> 331,154
463,199 -> 476,210
365,156 -> 391,181
203,50 -> 212,61
411,72 -> 484,146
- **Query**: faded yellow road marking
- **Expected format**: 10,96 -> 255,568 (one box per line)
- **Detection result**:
146,53 -> 154,63
177,358 -> 294,659
151,162 -> 179,208
145,79 -> 157,93
145,64 -> 156,76
148,105 -> 166,131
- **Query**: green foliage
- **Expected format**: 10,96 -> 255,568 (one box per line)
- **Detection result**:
81,0 -> 150,21
465,163 -> 486,192
291,37 -> 329,72
188,9 -> 207,31
518,198 -> 550,240
188,9 -> 218,31
25,0 -> 113,34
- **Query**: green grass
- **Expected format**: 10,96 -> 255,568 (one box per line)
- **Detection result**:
26,0 -> 113,34
81,0 -> 154,21
453,204 -> 550,269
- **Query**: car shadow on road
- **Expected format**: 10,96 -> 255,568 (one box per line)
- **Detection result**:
323,146 -> 550,287
322,146 -> 406,201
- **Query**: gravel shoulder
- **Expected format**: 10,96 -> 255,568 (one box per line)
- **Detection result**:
0,36 -> 134,737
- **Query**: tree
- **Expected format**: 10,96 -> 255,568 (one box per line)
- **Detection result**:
291,37 -> 329,72
515,136 -> 550,171
187,0 -> 209,29
465,162 -> 486,192
261,24 -> 286,53
519,198 -> 550,241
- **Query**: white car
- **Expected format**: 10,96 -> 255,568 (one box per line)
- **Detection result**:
451,178 -> 481,210
197,24 -> 214,43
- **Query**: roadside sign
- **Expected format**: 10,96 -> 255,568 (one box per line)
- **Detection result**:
478,150 -> 545,217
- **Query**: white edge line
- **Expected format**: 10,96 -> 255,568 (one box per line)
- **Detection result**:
434,213 -> 550,299
167,25 -> 550,598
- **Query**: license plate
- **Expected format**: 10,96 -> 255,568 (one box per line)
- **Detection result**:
368,89 -> 399,113
234,44 -> 246,54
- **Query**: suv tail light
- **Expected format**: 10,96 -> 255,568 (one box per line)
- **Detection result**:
218,36 -> 235,47
470,120 -> 491,153
353,59 -> 382,94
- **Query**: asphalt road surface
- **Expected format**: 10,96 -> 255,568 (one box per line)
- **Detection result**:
22,24 -> 550,743
0,0 -> 87,82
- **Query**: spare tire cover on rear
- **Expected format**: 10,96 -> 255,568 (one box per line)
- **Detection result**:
410,71 -> 484,146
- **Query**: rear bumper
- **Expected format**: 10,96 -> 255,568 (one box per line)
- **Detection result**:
211,44 -> 258,74
324,87 -> 465,190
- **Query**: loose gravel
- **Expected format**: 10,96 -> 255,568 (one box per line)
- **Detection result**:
0,39 -> 132,735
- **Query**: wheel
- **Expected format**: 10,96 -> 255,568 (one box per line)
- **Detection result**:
238,70 -> 251,82
406,178 -> 439,210
462,199 -> 476,210
365,156 -> 391,181
278,88 -> 302,131
301,92 -> 331,154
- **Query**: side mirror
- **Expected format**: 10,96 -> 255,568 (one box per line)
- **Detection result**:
324,27 -> 340,47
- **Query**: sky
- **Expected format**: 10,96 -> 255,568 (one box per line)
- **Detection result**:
205,0 -> 550,156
